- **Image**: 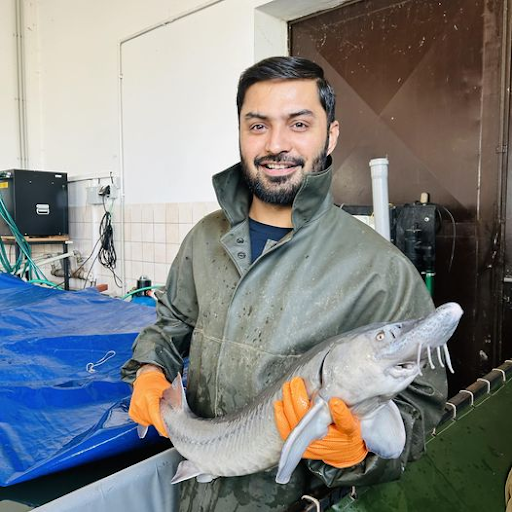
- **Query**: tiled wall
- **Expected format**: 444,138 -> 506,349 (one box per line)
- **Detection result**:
67,201 -> 123,292
121,201 -> 218,290
65,200 -> 219,295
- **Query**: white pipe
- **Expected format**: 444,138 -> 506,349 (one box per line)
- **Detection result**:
32,251 -> 74,267
117,45 -> 127,295
369,157 -> 391,241
15,0 -> 28,168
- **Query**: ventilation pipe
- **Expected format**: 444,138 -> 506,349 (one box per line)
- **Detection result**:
369,157 -> 390,241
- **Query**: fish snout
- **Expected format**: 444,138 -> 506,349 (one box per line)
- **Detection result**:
379,302 -> 463,376
440,302 -> 463,318
413,302 -> 463,375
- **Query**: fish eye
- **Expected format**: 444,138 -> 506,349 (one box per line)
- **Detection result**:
376,331 -> 385,341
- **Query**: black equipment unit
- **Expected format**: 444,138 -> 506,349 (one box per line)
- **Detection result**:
394,203 -> 438,275
0,169 -> 68,236
341,202 -> 438,275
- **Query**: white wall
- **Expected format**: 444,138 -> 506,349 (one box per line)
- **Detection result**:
0,2 -> 20,170
23,1 -> 271,185
27,0 -> 185,177
121,1 -> 256,203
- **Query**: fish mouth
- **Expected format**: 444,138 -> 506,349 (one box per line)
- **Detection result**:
389,361 -> 419,379
395,361 -> 417,370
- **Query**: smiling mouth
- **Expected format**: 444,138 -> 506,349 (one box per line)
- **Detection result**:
258,162 -> 301,176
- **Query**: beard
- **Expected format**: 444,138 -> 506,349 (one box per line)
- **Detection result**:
240,138 -> 329,206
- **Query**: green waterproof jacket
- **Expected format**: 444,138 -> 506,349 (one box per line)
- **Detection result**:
121,161 -> 447,512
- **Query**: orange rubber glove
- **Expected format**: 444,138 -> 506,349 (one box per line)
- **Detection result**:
274,376 -> 368,468
128,369 -> 170,437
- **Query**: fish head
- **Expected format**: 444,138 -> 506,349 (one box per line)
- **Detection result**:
318,302 -> 463,407
376,302 -> 463,360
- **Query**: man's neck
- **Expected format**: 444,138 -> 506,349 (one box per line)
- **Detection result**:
248,196 -> 293,228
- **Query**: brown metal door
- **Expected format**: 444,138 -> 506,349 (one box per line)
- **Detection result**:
290,0 -> 510,392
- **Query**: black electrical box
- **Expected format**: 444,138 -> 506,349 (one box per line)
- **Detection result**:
394,203 -> 438,274
341,202 -> 438,275
0,169 -> 68,237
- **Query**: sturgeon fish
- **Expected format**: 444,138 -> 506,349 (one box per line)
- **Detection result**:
158,302 -> 462,485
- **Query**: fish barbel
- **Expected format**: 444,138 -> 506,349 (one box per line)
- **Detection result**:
158,302 -> 462,485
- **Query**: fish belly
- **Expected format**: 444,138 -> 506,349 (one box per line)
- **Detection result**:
163,398 -> 284,477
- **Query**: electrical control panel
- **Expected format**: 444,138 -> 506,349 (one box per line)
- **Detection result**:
394,203 -> 438,274
0,169 -> 68,237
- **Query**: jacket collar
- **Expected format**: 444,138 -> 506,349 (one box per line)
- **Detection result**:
212,157 -> 333,230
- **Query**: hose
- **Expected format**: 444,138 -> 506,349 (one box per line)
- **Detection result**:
27,278 -> 63,289
0,193 -> 47,280
121,285 -> 164,300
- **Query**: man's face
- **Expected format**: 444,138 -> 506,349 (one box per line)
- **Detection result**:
239,79 -> 339,206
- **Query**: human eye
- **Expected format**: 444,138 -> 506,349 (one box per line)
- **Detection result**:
291,120 -> 308,131
249,123 -> 267,132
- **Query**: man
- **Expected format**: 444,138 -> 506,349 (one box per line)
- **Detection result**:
121,56 -> 447,511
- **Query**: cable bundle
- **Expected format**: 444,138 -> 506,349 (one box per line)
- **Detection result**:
82,194 -> 122,288
98,206 -> 119,283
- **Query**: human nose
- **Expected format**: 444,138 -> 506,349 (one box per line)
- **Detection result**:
265,126 -> 291,155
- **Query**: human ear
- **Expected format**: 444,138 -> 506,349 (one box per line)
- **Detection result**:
326,121 -> 340,156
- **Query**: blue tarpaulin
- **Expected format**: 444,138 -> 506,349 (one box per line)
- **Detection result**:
0,273 -> 160,486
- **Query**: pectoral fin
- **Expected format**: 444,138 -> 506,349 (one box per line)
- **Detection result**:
360,400 -> 405,459
170,460 -> 216,485
136,424 -> 149,439
276,397 -> 332,485
162,373 -> 190,413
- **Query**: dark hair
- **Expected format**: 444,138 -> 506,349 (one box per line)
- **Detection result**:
236,56 -> 336,125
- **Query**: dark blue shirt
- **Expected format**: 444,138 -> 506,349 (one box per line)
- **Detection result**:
248,218 -> 292,263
